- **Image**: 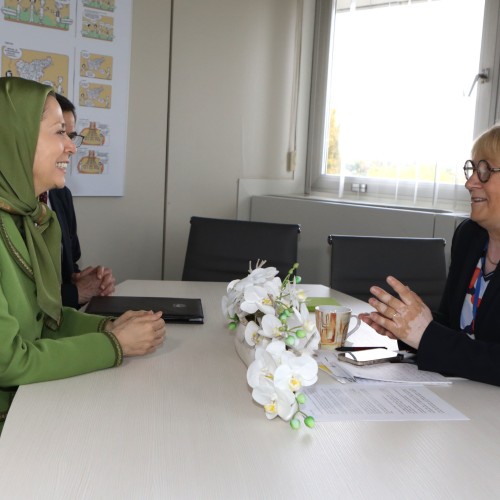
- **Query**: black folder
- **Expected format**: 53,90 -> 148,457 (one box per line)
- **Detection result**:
86,296 -> 204,324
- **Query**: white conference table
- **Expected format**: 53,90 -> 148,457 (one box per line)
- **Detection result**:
1,281 -> 500,499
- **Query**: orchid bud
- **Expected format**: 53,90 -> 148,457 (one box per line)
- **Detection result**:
290,418 -> 300,430
304,416 -> 315,428
285,335 -> 296,347
296,329 -> 306,339
296,393 -> 306,404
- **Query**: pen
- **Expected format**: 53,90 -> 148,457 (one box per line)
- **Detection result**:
336,346 -> 387,352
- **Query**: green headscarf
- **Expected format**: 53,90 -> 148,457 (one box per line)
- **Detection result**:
0,77 -> 62,325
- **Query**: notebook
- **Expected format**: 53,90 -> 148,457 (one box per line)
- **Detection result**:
85,296 -> 204,324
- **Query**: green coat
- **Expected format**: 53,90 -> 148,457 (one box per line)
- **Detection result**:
0,211 -> 121,434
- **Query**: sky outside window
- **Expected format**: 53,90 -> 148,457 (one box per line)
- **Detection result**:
326,0 -> 485,184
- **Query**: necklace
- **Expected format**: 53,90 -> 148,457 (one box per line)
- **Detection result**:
486,252 -> 499,267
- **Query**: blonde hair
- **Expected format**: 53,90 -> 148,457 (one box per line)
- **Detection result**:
472,125 -> 500,161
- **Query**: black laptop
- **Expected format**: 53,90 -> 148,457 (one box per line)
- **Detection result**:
86,296 -> 204,324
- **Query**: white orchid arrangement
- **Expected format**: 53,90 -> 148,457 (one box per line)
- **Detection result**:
222,261 -> 319,429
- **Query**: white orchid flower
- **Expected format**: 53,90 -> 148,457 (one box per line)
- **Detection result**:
295,330 -> 320,355
247,266 -> 279,285
295,288 -> 307,302
282,303 -> 318,354
247,349 -> 277,388
221,295 -> 237,320
253,341 -> 267,361
251,379 -> 298,421
287,286 -> 307,310
290,303 -> 309,325
274,354 -> 318,392
262,277 -> 282,298
221,295 -> 229,317
232,275 -> 253,291
265,339 -> 287,363
226,278 -> 241,292
244,321 -> 261,346
240,286 -> 276,315
260,314 -> 284,339
223,262 -> 320,425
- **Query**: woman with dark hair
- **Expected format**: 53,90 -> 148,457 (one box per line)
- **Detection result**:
47,93 -> 116,308
0,77 -> 165,433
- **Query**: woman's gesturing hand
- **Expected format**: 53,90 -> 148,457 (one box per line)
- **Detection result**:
110,310 -> 166,356
360,276 -> 433,349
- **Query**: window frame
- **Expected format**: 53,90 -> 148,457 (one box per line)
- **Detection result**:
305,0 -> 500,210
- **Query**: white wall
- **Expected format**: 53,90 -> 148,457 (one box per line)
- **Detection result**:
75,0 -> 315,283
74,0 -> 170,282
163,0 -> 314,279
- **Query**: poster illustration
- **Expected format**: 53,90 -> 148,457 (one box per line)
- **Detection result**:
1,0 -> 131,195
1,44 -> 69,94
81,8 -> 113,41
82,0 -> 114,12
79,50 -> 112,80
79,80 -> 111,108
1,0 -> 73,30
78,118 -> 109,146
76,149 -> 108,175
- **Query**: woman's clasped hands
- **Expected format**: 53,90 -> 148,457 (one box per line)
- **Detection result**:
72,265 -> 116,305
106,310 -> 166,356
359,276 -> 433,350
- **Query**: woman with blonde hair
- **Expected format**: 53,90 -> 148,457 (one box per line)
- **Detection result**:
362,124 -> 500,386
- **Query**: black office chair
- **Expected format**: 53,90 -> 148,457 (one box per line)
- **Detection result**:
328,234 -> 447,311
182,216 -> 301,282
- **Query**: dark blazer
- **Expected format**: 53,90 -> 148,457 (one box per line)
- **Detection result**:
418,219 -> 500,385
49,187 -> 81,309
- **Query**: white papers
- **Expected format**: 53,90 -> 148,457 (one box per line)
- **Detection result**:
302,384 -> 468,422
316,350 -> 451,385
339,361 -> 451,385
316,352 -> 356,383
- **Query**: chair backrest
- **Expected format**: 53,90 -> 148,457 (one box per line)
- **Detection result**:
328,234 -> 447,311
182,216 -> 301,282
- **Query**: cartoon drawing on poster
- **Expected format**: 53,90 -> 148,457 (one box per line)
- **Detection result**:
80,51 -> 112,80
78,118 -> 109,146
76,149 -> 108,175
1,44 -> 69,94
1,0 -> 132,195
81,8 -> 113,41
1,0 -> 73,30
82,0 -> 114,12
79,80 -> 111,108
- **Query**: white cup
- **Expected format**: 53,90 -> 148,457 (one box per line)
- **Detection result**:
315,305 -> 361,350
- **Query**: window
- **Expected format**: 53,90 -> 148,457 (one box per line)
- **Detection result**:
306,0 -> 499,211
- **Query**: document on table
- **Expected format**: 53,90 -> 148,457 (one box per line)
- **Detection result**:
315,350 -> 451,385
302,384 -> 468,422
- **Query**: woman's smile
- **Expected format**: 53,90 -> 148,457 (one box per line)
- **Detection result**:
32,95 -> 76,196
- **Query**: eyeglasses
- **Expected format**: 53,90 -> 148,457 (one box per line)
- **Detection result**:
464,159 -> 500,183
67,132 -> 84,148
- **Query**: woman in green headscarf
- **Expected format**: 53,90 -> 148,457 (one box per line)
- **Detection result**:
0,77 -> 166,434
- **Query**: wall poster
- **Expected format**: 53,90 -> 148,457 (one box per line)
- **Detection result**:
0,0 -> 132,196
